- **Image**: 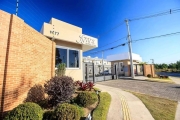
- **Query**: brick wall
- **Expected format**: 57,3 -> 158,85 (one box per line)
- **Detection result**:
144,64 -> 155,77
0,10 -> 55,117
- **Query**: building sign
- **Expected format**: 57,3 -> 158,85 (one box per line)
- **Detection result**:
50,30 -> 59,36
76,34 -> 96,46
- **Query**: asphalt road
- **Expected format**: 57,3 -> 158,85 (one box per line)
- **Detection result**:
97,79 -> 180,101
156,72 -> 180,77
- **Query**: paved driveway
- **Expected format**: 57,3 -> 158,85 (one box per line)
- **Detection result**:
97,79 -> 180,101
156,72 -> 180,77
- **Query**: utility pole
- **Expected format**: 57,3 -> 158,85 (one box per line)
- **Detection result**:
102,51 -> 104,66
125,19 -> 135,79
15,0 -> 19,16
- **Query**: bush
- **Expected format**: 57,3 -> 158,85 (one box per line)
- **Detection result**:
43,110 -> 54,120
44,76 -> 74,106
74,81 -> 94,91
76,91 -> 98,107
4,102 -> 43,120
25,84 -> 46,106
56,63 -> 66,77
147,74 -> 152,78
51,103 -> 81,120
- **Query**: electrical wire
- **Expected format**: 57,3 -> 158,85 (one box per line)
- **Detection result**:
85,31 -> 180,56
129,8 -> 180,21
132,32 -> 180,42
84,36 -> 127,54
97,21 -> 125,38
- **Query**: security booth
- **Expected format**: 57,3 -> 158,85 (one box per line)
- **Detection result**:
41,18 -> 98,80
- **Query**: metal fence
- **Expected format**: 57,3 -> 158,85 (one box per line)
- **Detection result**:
83,63 -> 118,83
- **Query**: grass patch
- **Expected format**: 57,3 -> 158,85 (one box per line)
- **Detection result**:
145,78 -> 174,83
93,87 -> 101,92
93,92 -> 111,120
130,92 -> 177,120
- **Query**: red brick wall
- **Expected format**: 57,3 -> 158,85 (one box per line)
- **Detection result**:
0,10 -> 55,117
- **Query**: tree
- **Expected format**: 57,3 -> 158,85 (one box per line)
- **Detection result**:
161,63 -> 168,70
168,63 -> 176,70
176,60 -> 180,70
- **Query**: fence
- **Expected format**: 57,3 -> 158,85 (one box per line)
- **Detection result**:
83,63 -> 118,83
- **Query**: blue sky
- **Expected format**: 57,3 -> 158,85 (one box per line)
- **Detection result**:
0,0 -> 180,64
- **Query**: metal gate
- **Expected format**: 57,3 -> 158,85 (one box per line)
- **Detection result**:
83,63 -> 118,83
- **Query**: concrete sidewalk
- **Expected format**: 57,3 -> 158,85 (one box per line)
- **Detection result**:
171,76 -> 180,120
170,76 -> 180,84
95,84 -> 154,120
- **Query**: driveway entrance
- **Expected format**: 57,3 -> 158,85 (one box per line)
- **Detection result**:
97,79 -> 180,101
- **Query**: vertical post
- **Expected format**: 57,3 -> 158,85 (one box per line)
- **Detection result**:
83,63 -> 85,82
116,64 -> 118,79
102,51 -> 105,81
125,19 -> 135,79
92,63 -> 95,83
102,51 -> 104,67
15,0 -> 19,16
85,64 -> 88,83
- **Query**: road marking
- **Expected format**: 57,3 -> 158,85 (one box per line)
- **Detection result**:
120,94 -> 131,120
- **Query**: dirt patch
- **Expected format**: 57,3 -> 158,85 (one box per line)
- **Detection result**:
83,101 -> 98,117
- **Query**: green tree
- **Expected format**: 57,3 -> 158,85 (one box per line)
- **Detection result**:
161,63 -> 168,70
168,63 -> 176,70
176,60 -> 180,70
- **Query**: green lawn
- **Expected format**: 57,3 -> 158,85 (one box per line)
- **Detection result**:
131,92 -> 177,120
93,92 -> 111,120
146,77 -> 174,83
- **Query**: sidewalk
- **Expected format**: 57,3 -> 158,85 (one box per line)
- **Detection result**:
95,84 -> 154,120
169,77 -> 180,120
170,76 -> 180,84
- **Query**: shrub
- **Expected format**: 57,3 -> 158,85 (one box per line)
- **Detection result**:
76,91 -> 98,107
4,102 -> 43,120
43,110 -> 53,120
51,103 -> 80,120
74,81 -> 94,91
164,75 -> 169,79
56,63 -> 66,77
44,76 -> 74,106
147,74 -> 152,78
25,84 -> 46,106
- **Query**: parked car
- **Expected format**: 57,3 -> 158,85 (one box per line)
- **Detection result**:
100,70 -> 110,75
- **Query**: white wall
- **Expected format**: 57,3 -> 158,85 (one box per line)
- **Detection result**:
107,52 -> 142,62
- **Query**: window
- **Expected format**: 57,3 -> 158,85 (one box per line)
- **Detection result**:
56,47 -> 80,68
56,48 -> 67,67
69,50 -> 79,68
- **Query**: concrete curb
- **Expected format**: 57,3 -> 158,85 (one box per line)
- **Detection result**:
175,101 -> 180,120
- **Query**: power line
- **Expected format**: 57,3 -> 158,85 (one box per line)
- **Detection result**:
132,32 -> 180,42
85,31 -> 180,56
85,36 -> 127,54
129,8 -> 180,21
85,42 -> 127,55
97,21 -> 125,38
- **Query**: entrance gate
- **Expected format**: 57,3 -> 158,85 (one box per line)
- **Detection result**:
83,63 -> 118,83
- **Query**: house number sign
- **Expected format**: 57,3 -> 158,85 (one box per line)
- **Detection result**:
76,35 -> 96,46
50,30 -> 59,36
